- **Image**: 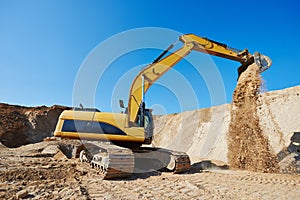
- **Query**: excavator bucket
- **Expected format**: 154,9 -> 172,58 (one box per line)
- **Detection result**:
254,52 -> 272,73
238,52 -> 272,78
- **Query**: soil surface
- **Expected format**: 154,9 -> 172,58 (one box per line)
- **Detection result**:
0,141 -> 299,200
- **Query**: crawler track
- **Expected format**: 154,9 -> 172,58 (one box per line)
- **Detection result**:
168,150 -> 191,173
80,142 -> 191,179
134,147 -> 191,174
81,142 -> 135,180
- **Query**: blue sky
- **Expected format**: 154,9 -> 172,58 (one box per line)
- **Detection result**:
0,0 -> 299,114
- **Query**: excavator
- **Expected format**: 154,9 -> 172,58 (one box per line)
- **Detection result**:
54,33 -> 272,179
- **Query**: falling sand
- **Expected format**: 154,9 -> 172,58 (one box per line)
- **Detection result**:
228,63 -> 279,173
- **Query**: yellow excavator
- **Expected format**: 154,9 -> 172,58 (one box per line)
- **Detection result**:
54,34 -> 272,179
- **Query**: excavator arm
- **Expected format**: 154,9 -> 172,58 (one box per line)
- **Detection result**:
127,34 -> 271,124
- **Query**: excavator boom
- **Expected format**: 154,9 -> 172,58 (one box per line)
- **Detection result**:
128,34 -> 272,124
128,41 -> 195,124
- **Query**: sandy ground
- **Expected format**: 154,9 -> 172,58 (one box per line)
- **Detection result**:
0,141 -> 299,200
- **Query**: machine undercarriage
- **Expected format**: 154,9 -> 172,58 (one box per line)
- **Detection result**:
76,141 -> 191,179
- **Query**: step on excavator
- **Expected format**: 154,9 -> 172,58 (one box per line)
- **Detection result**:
54,33 -> 272,179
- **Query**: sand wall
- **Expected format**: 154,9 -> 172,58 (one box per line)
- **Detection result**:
152,85 -> 300,164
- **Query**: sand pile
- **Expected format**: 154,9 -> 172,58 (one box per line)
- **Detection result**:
227,64 -> 279,172
153,105 -> 230,163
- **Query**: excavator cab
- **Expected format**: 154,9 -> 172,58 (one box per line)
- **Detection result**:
120,99 -> 153,143
135,102 -> 153,143
143,108 -> 153,144
135,103 -> 153,129
136,108 -> 152,130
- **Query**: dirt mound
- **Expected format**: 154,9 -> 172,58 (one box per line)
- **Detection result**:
0,103 -> 70,148
0,166 -> 75,182
227,64 -> 279,172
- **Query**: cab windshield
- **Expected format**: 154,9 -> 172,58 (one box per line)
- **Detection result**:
135,110 -> 152,129
144,110 -> 152,130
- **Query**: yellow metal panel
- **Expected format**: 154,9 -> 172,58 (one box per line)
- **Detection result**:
58,131 -> 145,143
54,110 -> 146,142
